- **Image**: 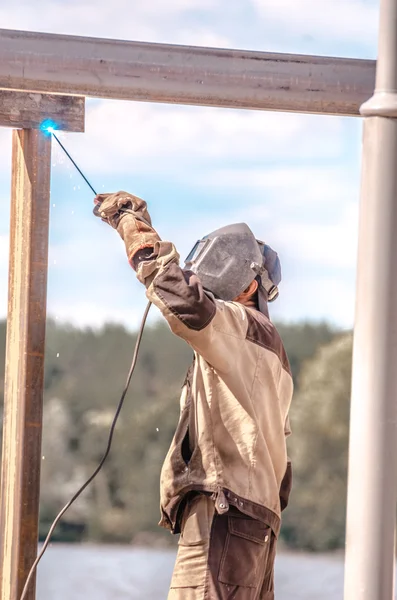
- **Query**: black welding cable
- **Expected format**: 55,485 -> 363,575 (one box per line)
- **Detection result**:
20,300 -> 152,600
52,132 -> 98,196
50,132 -> 123,219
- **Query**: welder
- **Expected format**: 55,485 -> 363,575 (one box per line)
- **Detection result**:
94,191 -> 293,600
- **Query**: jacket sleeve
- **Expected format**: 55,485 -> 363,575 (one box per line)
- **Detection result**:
133,240 -> 247,372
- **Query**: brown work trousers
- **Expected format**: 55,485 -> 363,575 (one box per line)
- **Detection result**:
168,494 -> 276,600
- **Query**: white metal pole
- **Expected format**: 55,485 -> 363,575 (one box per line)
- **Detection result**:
344,0 -> 397,597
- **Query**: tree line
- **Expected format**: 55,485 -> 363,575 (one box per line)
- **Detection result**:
0,317 -> 351,551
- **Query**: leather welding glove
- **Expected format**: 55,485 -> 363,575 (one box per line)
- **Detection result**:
94,191 -> 160,265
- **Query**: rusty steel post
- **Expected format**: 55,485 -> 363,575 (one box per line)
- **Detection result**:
0,129 -> 51,600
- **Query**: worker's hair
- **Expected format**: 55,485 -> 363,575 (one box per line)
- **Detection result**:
252,290 -> 259,310
251,277 -> 261,310
241,280 -> 260,310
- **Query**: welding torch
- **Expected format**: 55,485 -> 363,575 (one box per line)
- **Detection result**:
42,123 -> 129,220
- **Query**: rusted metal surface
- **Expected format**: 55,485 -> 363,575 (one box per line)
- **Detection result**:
0,129 -> 51,600
0,28 -> 375,116
0,91 -> 85,131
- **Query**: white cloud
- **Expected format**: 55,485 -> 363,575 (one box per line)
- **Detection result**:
0,96 -> 361,329
204,164 -> 358,202
53,100 -> 347,179
0,233 -> 9,264
0,233 -> 9,317
0,182 -> 360,330
250,0 -> 378,46
47,301 -> 150,330
0,0 -> 378,54
271,272 -> 356,328
44,201 -> 359,331
0,234 -> 9,262
272,202 -> 359,270
0,130 -> 12,173
0,0 -> 371,329
0,112 -> 361,329
0,0 -> 225,46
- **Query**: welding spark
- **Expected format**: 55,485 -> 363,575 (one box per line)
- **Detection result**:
40,119 -> 59,135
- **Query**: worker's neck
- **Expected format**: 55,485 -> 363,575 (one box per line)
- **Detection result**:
238,298 -> 257,308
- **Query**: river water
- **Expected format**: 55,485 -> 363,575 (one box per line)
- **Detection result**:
35,545 -> 350,599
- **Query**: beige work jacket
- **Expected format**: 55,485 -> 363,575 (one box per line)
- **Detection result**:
135,240 -> 293,538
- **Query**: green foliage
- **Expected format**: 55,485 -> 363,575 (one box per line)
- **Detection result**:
40,318 -> 191,544
275,321 -> 337,382
282,334 -> 352,551
0,316 -> 351,550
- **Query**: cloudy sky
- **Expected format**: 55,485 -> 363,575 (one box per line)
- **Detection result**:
0,0 -> 379,330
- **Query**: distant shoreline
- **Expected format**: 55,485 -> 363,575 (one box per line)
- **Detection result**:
38,539 -> 345,558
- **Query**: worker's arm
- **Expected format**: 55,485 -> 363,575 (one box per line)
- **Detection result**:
94,192 -> 246,371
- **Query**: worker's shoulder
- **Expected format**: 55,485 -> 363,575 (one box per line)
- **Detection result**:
210,301 -> 290,373
243,307 -> 290,374
212,299 -> 272,337
212,298 -> 249,325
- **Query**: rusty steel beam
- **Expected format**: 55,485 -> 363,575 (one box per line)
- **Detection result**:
0,129 -> 51,600
0,28 -> 375,116
0,91 -> 85,131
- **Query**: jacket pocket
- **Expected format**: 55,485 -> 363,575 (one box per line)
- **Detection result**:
218,516 -> 271,588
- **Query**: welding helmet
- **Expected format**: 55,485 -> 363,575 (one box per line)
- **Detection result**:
184,223 -> 281,311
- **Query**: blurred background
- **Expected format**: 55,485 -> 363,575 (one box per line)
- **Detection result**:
0,0 -> 382,597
